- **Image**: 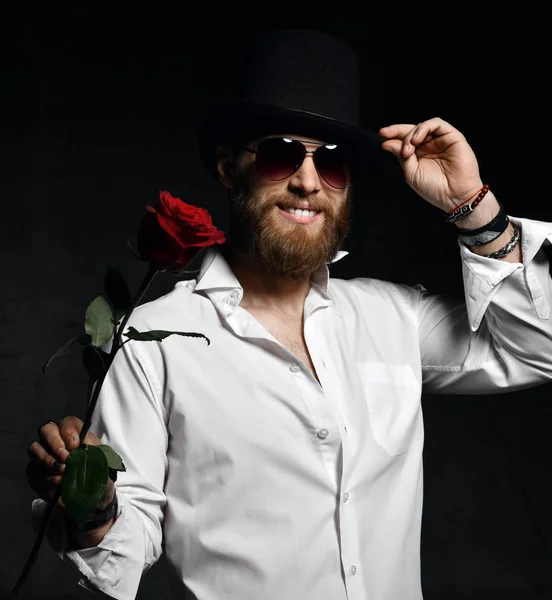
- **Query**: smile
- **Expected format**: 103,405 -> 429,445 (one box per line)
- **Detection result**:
277,206 -> 321,224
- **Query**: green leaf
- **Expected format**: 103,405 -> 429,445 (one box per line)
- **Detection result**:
123,326 -> 210,346
42,334 -> 91,373
85,295 -> 116,348
60,444 -> 109,528
103,264 -> 132,318
97,444 -> 126,472
127,238 -> 147,262
82,345 -> 112,381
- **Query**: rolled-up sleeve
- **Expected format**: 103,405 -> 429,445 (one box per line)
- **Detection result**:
31,336 -> 168,599
401,216 -> 552,394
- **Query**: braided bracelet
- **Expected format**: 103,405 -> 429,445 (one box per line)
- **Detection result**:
445,184 -> 490,224
482,223 -> 521,259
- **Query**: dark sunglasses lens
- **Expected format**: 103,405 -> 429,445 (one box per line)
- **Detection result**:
256,138 -> 305,180
314,146 -> 350,189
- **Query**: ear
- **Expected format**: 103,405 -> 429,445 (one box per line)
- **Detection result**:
215,145 -> 236,189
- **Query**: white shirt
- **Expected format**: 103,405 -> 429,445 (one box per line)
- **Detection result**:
32,215 -> 552,600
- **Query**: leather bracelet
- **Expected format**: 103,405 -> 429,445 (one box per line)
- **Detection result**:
482,223 -> 521,259
458,205 -> 510,246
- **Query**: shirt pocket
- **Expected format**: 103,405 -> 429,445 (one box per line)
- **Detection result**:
356,362 -> 421,456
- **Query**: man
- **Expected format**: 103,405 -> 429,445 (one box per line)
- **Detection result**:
27,29 -> 552,599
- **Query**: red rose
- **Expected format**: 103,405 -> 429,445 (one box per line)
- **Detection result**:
137,191 -> 226,273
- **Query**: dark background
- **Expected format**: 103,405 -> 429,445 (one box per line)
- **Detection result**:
2,2 -> 552,598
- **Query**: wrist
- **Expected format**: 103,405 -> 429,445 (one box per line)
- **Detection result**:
64,514 -> 116,549
454,191 -> 500,230
62,483 -> 117,532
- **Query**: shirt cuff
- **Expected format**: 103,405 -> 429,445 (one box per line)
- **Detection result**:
31,490 -> 145,600
458,216 -> 552,331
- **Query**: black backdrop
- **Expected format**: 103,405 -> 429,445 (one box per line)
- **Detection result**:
2,2 -> 552,599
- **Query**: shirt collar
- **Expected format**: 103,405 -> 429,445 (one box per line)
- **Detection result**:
193,245 -> 348,316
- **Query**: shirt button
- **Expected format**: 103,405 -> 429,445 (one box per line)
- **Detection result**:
231,290 -> 239,299
343,492 -> 349,503
350,565 -> 357,575
317,428 -> 329,439
290,363 -> 300,373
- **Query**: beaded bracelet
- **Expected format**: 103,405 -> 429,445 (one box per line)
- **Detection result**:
445,184 -> 490,224
482,222 -> 521,259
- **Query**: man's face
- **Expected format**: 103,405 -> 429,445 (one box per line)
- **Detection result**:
223,134 -> 353,280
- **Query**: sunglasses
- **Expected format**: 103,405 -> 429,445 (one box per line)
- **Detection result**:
241,137 -> 351,189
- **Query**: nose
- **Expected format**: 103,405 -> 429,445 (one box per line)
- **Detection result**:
287,153 -> 322,196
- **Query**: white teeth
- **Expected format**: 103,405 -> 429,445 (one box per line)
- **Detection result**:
285,208 -> 318,217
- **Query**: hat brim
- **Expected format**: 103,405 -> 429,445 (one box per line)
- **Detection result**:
197,101 -> 386,182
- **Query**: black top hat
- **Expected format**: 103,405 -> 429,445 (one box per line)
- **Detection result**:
197,28 -> 385,181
